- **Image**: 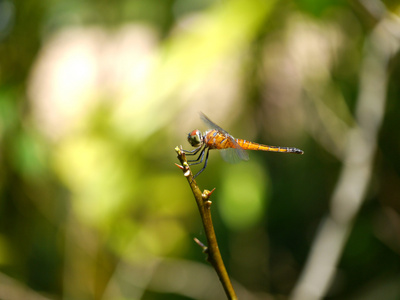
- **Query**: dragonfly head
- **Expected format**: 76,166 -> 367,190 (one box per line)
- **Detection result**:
187,129 -> 203,147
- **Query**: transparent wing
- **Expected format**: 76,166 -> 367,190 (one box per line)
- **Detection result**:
200,112 -> 230,134
220,147 -> 249,164
200,112 -> 249,163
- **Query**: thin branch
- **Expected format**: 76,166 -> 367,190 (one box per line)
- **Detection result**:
290,8 -> 400,300
175,147 -> 238,300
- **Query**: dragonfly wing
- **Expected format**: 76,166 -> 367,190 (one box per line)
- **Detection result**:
200,113 -> 230,134
201,112 -> 249,163
219,147 -> 249,164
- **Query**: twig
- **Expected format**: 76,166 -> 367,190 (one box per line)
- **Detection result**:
175,147 -> 238,300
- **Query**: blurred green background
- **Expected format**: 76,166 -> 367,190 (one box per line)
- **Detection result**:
1,0 -> 400,299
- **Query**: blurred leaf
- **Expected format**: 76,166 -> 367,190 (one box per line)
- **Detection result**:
0,234 -> 12,265
0,90 -> 18,134
219,160 -> 269,231
11,131 -> 47,179
297,0 -> 346,16
113,0 -> 277,141
54,133 -> 139,227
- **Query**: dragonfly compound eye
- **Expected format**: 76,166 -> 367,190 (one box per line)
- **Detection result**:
188,129 -> 202,147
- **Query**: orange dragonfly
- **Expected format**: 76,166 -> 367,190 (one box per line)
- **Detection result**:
182,113 -> 304,178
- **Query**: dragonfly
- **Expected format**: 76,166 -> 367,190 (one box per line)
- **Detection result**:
182,113 -> 304,178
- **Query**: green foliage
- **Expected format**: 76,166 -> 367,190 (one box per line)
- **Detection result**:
1,0 -> 400,299
219,161 -> 269,231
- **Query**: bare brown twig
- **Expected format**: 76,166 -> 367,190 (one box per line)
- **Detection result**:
175,146 -> 238,300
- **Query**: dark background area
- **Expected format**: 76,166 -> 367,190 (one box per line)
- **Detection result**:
0,0 -> 399,299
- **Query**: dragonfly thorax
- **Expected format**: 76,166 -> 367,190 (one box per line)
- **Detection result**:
187,129 -> 203,147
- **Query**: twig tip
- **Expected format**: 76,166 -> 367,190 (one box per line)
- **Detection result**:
175,163 -> 184,170
194,237 -> 208,252
202,188 -> 216,200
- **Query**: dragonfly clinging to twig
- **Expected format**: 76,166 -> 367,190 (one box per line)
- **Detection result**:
182,113 -> 304,178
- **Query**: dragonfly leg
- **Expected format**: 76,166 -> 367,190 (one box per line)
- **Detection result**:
187,148 -> 206,165
193,148 -> 210,179
181,145 -> 203,156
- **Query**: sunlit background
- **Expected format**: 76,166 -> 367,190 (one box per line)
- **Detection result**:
1,0 -> 400,299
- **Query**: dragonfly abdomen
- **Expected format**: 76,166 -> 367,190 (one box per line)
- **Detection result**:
236,139 -> 304,154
